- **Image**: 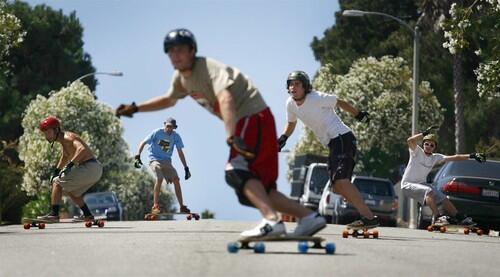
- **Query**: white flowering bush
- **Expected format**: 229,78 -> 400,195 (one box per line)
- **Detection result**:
475,60 -> 500,99
442,1 -> 500,99
0,0 -> 25,61
292,56 -> 444,175
19,81 -> 173,219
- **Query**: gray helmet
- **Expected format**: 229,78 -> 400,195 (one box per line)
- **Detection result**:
163,28 -> 197,54
287,71 -> 311,93
164,117 -> 178,129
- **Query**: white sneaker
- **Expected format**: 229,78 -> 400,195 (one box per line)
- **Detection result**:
434,215 -> 450,225
240,218 -> 286,238
293,214 -> 327,236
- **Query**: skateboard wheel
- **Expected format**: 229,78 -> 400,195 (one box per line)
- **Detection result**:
439,226 -> 446,233
23,223 -> 31,230
85,221 -> 92,228
150,214 -> 158,220
477,229 -> 483,236
342,230 -> 349,238
187,214 -> 192,220
227,242 -> 239,253
372,230 -> 379,239
325,242 -> 336,255
144,214 -> 150,220
254,242 -> 265,254
464,228 -> 470,235
427,226 -> 433,232
97,220 -> 105,228
363,231 -> 369,238
194,214 -> 200,220
39,223 -> 46,229
298,241 -> 309,253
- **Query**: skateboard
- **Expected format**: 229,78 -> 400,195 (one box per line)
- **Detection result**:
71,215 -> 106,228
427,224 -> 483,235
23,216 -> 106,230
342,226 -> 379,239
144,212 -> 200,221
227,234 -> 336,254
22,218 -> 52,230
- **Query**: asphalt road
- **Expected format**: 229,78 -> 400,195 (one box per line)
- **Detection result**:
1,219 -> 499,276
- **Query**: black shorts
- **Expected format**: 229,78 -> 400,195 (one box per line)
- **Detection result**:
328,132 -> 357,183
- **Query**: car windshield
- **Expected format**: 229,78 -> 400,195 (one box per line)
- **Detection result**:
354,179 -> 393,196
442,161 -> 500,179
84,194 -> 115,205
309,166 -> 329,194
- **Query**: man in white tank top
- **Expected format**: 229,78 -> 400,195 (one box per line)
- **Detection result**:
402,127 -> 485,225
277,70 -> 379,229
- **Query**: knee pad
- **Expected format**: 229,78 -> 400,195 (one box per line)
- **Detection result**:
225,170 -> 257,207
225,170 -> 255,192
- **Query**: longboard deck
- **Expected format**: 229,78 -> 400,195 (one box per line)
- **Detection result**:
228,234 -> 335,254
343,226 -> 379,239
22,216 -> 106,230
427,224 -> 483,235
144,212 -> 200,221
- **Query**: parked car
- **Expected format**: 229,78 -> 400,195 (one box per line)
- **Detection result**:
319,175 -> 398,226
417,159 -> 500,230
288,154 -> 329,211
83,192 -> 123,221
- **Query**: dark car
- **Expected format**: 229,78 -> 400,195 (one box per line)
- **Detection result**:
417,160 -> 500,230
83,192 -> 123,221
319,175 -> 398,226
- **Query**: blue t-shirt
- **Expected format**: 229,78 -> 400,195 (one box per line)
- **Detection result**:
144,128 -> 184,162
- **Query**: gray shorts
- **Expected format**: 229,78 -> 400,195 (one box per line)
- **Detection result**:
401,181 -> 446,205
149,160 -> 179,184
54,159 -> 103,197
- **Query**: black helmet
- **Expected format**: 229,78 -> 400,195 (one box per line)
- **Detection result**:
163,28 -> 197,54
287,71 -> 311,93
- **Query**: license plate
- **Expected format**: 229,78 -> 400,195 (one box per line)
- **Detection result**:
364,199 -> 376,206
482,189 -> 499,198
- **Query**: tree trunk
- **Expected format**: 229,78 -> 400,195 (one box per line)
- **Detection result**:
453,54 -> 466,153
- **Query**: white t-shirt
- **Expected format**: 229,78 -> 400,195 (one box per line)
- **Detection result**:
286,90 -> 352,146
401,145 -> 445,184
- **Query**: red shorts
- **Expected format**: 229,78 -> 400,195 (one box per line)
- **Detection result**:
227,107 -> 278,189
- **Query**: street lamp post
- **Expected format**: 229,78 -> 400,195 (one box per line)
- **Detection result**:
343,9 -> 421,228
73,71 -> 123,83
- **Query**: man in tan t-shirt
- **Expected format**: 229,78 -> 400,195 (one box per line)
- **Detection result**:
116,28 -> 326,238
37,116 -> 103,222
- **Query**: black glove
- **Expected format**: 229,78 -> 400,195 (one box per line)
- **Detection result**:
115,102 -> 139,118
355,111 -> 370,123
134,154 -> 143,168
277,134 -> 288,152
59,161 -> 75,177
422,125 -> 439,137
184,166 -> 191,180
469,153 -> 486,163
50,167 -> 61,183
227,136 -> 255,160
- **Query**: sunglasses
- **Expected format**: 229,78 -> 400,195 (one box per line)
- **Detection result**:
424,142 -> 435,148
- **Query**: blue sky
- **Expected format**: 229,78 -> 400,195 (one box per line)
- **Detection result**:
25,0 -> 340,220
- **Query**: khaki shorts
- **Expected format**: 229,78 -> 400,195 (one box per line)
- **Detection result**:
149,160 -> 179,184
54,159 -> 103,197
401,181 -> 446,205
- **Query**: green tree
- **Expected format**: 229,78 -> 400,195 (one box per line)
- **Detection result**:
18,82 -> 174,220
0,0 -> 25,63
291,56 -> 444,177
1,1 -> 98,223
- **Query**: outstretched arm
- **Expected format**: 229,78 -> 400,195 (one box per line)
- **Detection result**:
407,133 -> 422,151
116,95 -> 178,117
277,121 -> 297,152
217,89 -> 237,138
177,148 -> 188,168
336,99 -> 359,117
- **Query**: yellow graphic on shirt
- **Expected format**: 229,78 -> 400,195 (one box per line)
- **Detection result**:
158,139 -> 170,152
